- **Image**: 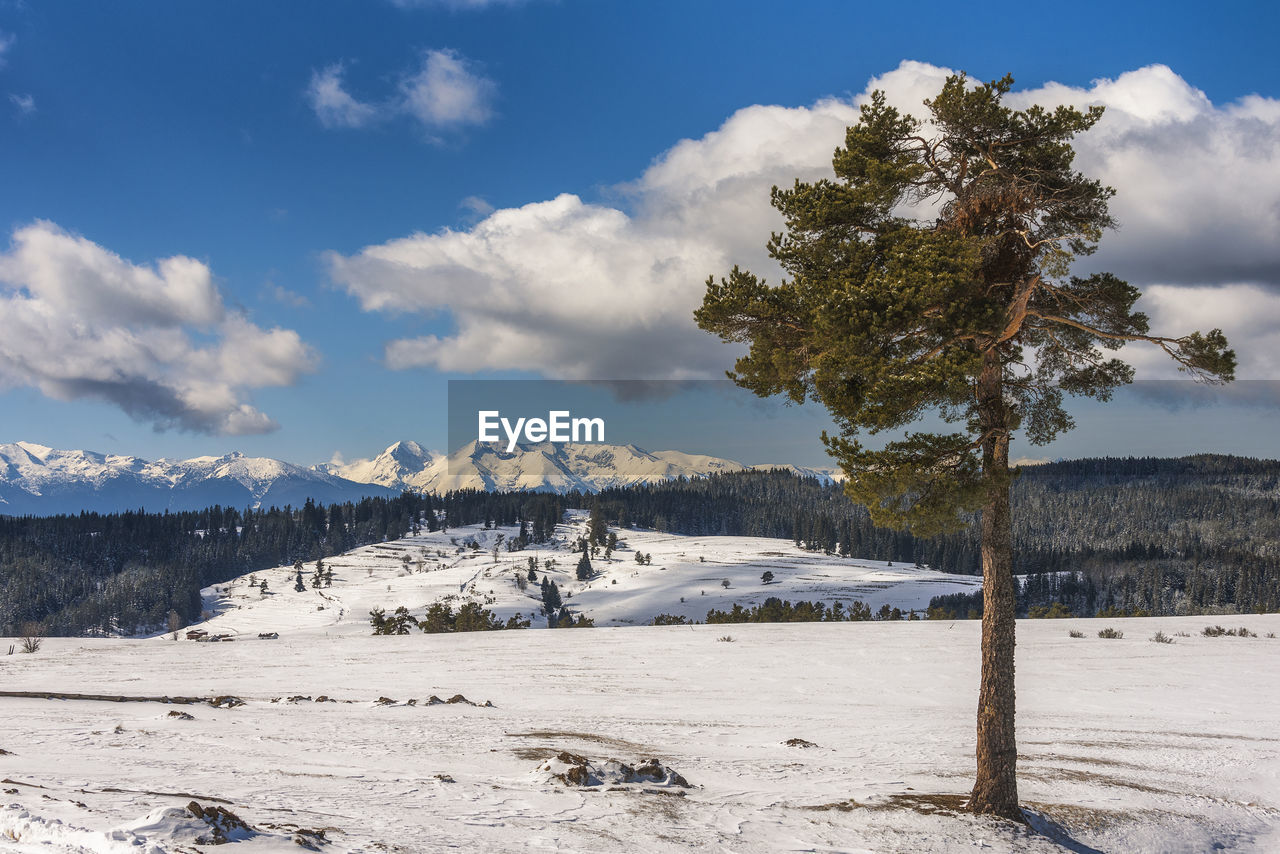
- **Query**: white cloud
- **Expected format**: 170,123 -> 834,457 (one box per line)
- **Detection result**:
399,49 -> 494,128
0,31 -> 13,68
9,93 -> 34,115
306,63 -> 378,129
1128,284 -> 1280,380
307,49 -> 495,136
0,222 -> 318,434
328,61 -> 1280,381
1002,65 -> 1280,289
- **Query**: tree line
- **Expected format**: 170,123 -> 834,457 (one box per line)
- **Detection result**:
4,454 -> 1277,636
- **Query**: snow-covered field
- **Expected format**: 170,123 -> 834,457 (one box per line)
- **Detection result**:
2,520 -> 1278,852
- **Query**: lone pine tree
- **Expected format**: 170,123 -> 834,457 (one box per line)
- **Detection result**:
695,73 -> 1234,819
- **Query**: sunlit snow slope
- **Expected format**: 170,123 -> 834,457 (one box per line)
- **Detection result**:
192,511 -> 977,634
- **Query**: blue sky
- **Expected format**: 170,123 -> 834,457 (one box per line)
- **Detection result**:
2,0 -> 1279,467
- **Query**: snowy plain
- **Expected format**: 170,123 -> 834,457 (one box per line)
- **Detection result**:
2,517 -> 1278,853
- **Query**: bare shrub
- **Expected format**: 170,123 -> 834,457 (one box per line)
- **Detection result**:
1097,627 -> 1123,639
19,622 -> 43,654
1150,631 -> 1174,644
1204,625 -> 1257,638
1068,629 -> 1085,638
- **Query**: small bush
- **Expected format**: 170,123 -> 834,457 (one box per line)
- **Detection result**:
1068,629 -> 1085,638
717,635 -> 735,643
19,622 -> 43,654
1097,627 -> 1124,639
1175,631 -> 1191,638
1150,631 -> 1174,644
1203,625 -> 1257,638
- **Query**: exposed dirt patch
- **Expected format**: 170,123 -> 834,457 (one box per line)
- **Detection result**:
784,737 -> 819,748
508,729 -> 655,754
1019,767 -> 1179,796
1021,751 -> 1153,770
805,792 -> 969,816
511,746 -> 560,761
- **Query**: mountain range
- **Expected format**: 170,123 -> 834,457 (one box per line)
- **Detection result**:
0,440 -> 841,516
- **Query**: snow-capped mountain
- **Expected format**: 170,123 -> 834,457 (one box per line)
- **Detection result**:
0,439 -> 842,516
314,440 -> 438,490
0,441 -> 397,517
420,440 -> 749,494
321,440 -> 841,494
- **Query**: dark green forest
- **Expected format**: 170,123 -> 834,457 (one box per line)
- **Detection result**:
3,454 -> 1278,636
590,456 -> 1280,617
0,489 -> 570,637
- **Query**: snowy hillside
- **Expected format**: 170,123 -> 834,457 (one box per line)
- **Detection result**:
188,511 -> 980,635
2,576 -> 1277,852
0,441 -> 396,516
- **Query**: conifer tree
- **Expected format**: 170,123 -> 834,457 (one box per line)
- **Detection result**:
541,579 -> 562,614
695,73 -> 1234,818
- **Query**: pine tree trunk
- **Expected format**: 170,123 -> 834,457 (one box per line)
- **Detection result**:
968,350 -> 1022,820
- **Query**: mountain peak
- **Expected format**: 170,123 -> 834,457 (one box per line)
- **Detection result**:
14,441 -> 54,459
384,440 -> 430,462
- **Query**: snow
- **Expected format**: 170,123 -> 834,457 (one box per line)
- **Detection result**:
191,511 -> 977,633
2,518 -> 1278,852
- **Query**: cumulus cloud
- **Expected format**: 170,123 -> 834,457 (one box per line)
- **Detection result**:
327,61 -> 1280,381
306,49 -> 495,136
0,221 -> 318,434
399,49 -> 494,128
1005,65 -> 1280,289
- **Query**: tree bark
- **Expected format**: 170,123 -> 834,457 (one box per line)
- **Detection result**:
968,348 -> 1022,820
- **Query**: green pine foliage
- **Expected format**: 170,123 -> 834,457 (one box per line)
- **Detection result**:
576,550 -> 594,581
695,74 -> 1233,535
705,597 -> 877,624
371,602 -> 513,634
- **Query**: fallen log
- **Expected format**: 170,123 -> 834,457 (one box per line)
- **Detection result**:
0,690 -> 209,704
